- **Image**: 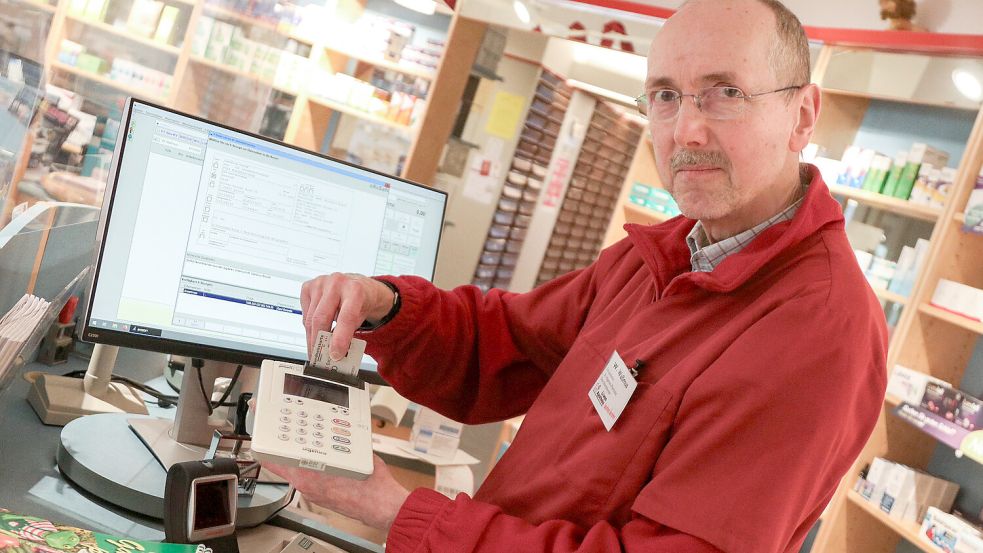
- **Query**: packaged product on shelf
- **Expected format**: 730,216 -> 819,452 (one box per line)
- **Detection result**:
153,5 -> 180,44
957,532 -> 983,553
955,394 -> 982,431
930,279 -> 983,322
835,146 -> 860,186
57,40 -> 85,66
931,167 -> 958,209
921,380 -> 963,420
204,21 -> 235,62
963,165 -> 983,235
126,0 -> 165,37
921,507 -> 983,553
909,163 -> 938,205
847,148 -> 877,189
273,52 -> 308,92
895,142 -> 950,201
881,464 -> 959,524
82,0 -> 109,22
886,365 -> 950,405
190,16 -> 214,56
223,30 -> 256,71
860,456 -> 895,504
75,53 -> 106,74
880,151 -> 908,197
861,154 -> 892,193
888,238 -> 930,297
68,0 -> 88,16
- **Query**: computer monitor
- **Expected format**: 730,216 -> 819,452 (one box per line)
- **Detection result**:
83,99 -> 447,367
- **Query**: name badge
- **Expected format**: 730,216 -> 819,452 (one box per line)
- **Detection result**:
588,351 -> 637,431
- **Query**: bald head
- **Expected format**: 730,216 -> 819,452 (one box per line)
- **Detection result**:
675,0 -> 811,87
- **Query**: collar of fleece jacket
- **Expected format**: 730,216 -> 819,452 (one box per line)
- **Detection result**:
625,163 -> 844,297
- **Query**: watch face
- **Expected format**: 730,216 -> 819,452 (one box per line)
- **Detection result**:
188,474 -> 237,541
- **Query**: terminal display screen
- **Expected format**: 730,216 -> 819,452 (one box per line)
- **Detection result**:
84,99 -> 446,364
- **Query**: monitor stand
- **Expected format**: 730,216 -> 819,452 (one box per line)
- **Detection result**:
57,357 -> 292,527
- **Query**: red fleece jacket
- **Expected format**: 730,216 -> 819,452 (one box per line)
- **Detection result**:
362,165 -> 887,552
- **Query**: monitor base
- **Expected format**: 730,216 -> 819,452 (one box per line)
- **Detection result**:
27,373 -> 148,426
57,413 -> 292,526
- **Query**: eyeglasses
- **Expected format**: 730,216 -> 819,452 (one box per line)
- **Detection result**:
635,85 -> 804,121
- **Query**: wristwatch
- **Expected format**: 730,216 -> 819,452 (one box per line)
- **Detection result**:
357,279 -> 401,331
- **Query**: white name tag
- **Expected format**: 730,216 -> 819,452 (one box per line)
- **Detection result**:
588,351 -> 637,431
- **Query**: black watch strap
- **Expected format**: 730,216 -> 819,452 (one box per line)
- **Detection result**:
357,279 -> 401,331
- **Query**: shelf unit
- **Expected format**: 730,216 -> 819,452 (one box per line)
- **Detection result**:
35,0 -> 448,176
64,14 -> 182,55
810,41 -> 983,550
50,60 -> 169,102
918,303 -> 983,335
871,285 -> 908,306
844,492 -> 937,553
826,183 -> 944,222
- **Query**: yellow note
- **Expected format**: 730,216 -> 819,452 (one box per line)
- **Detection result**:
485,91 -> 526,140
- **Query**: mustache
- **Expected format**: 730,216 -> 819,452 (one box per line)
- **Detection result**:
671,150 -> 730,172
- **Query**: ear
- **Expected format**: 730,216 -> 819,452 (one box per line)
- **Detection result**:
789,83 -> 821,153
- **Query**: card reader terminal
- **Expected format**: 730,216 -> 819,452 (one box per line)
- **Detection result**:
251,360 -> 373,480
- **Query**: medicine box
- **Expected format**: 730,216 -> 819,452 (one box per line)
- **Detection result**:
921,507 -> 983,553
956,394 -> 983,431
887,365 -> 949,405
410,408 -> 463,460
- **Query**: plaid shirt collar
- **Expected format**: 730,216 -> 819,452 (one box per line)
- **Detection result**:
686,189 -> 806,273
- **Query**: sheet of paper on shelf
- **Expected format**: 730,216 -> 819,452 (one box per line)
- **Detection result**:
371,433 -> 479,466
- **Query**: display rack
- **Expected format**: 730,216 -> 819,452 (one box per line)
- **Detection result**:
810,43 -> 983,551
23,0 -> 448,178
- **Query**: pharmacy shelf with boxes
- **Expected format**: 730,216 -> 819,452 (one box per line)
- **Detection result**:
31,0 -> 448,176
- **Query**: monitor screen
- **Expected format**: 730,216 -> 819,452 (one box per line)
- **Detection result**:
83,99 -> 447,365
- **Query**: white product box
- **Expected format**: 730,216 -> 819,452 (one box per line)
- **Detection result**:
410,407 -> 463,460
921,507 -> 983,553
932,279 -> 983,321
863,457 -> 895,504
887,365 -> 951,405
956,532 -> 983,553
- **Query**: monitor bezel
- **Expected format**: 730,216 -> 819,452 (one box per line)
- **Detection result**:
81,97 -> 448,366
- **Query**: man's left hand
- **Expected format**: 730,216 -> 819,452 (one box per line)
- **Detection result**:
264,455 -> 410,531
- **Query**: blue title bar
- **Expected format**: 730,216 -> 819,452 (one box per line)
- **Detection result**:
183,288 -> 303,316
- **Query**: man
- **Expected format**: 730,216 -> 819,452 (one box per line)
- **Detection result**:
266,1 -> 888,551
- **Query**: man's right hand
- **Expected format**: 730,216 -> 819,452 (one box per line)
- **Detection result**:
301,273 -> 396,361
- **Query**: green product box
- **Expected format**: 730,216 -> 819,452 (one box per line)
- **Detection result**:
631,183 -> 651,196
880,153 -> 908,197
629,195 -> 648,206
75,53 -> 105,74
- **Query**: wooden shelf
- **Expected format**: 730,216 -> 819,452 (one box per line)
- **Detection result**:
324,44 -> 436,80
827,184 -> 944,222
871,285 -> 909,305
50,61 -> 168,102
66,15 -> 182,55
18,0 -> 57,13
202,4 -> 281,32
845,492 -> 936,553
956,212 -> 967,224
918,303 -> 983,335
824,87 -> 980,112
624,202 -> 673,225
308,96 -> 412,132
885,394 -> 903,407
188,55 -> 297,94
